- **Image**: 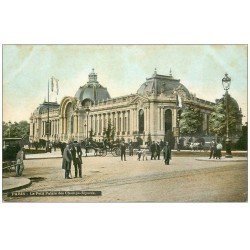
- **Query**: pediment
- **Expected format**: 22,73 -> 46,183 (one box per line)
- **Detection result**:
128,94 -> 150,106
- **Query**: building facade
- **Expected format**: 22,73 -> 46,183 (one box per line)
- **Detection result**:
30,69 -> 216,144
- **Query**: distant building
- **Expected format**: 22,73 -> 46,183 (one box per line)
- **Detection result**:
30,69 -> 219,143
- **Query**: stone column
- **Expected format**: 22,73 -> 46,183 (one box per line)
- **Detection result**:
158,107 -> 161,130
115,112 -> 119,132
127,110 -> 130,133
130,109 -> 133,133
161,107 -> 164,133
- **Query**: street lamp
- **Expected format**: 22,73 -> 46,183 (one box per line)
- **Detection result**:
222,73 -> 232,158
85,108 -> 90,139
8,121 -> 11,138
174,94 -> 181,150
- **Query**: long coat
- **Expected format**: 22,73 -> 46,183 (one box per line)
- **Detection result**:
71,144 -> 83,165
62,146 -> 72,170
163,145 -> 171,160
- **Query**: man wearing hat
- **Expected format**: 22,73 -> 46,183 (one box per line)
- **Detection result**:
209,139 -> 217,159
71,140 -> 83,178
163,142 -> 171,165
62,143 -> 72,179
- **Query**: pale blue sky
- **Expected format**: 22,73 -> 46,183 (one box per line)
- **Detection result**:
3,45 -> 247,123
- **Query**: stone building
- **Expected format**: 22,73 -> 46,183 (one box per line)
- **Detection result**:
29,69 -> 216,144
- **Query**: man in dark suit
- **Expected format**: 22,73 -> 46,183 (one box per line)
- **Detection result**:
62,144 -> 72,179
120,142 -> 126,161
156,142 -> 161,160
209,139 -> 216,159
150,141 -> 156,160
71,141 -> 83,178
163,142 -> 171,165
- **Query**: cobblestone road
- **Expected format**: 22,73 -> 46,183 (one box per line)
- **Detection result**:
3,155 -> 248,202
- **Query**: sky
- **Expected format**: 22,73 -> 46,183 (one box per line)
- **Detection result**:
2,45 -> 247,123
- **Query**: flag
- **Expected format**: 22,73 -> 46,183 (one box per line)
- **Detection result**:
177,94 -> 182,108
51,77 -> 54,92
51,77 -> 59,94
56,79 -> 59,95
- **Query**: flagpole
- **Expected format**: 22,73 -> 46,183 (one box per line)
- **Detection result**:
47,78 -> 50,152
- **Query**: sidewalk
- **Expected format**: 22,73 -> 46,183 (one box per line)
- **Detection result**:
2,177 -> 31,193
25,149 -> 98,160
196,157 -> 247,162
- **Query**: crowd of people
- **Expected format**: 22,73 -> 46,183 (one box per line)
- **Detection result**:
12,138 -> 224,179
123,140 -> 172,165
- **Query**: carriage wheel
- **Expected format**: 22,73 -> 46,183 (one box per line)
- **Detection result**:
111,147 -> 118,157
97,149 -> 103,156
101,149 -> 107,157
115,148 -> 121,156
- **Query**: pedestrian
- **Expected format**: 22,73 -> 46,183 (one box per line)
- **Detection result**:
156,142 -> 161,160
16,148 -> 24,177
71,141 -> 83,178
209,139 -> 216,159
62,144 -> 72,179
216,141 -> 222,159
142,148 -> 148,161
137,147 -> 142,161
120,142 -> 126,161
60,142 -> 66,156
128,142 -> 133,156
163,142 -> 171,165
160,139 -> 164,150
49,142 -> 52,153
150,141 -> 156,160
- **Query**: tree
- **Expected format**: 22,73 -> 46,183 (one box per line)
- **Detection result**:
236,123 -> 247,150
103,120 -> 115,142
136,136 -> 143,146
209,94 -> 242,137
179,107 -> 203,136
164,130 -> 175,149
147,133 -> 152,146
3,120 -> 30,138
89,129 -> 94,140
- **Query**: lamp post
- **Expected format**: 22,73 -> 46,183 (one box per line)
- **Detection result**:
8,121 -> 11,138
85,108 -> 90,139
222,73 -> 232,158
174,93 -> 181,150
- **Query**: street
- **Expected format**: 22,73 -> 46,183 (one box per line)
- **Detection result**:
3,155 -> 248,202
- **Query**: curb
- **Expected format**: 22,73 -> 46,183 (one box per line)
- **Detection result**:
195,158 -> 247,162
25,156 -> 62,160
3,178 -> 32,193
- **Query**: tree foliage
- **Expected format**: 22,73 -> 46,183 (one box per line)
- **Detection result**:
3,121 -> 30,138
236,123 -> 247,150
209,94 -> 242,137
179,107 -> 203,136
147,133 -> 152,145
103,120 -> 115,142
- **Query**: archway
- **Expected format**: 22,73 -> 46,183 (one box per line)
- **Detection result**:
138,109 -> 144,133
165,109 -> 172,134
66,103 -> 73,135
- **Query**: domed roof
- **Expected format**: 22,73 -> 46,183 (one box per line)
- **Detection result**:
74,69 -> 111,103
34,101 -> 60,115
137,69 -> 190,97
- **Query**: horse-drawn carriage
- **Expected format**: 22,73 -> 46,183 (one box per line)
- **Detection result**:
81,140 -> 121,157
2,138 -> 24,173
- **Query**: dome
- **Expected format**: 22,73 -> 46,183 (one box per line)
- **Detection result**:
137,69 -> 190,97
34,101 -> 60,115
74,69 -> 111,103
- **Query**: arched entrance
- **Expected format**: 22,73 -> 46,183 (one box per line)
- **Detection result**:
66,103 -> 74,135
165,109 -> 172,134
138,109 -> 144,133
